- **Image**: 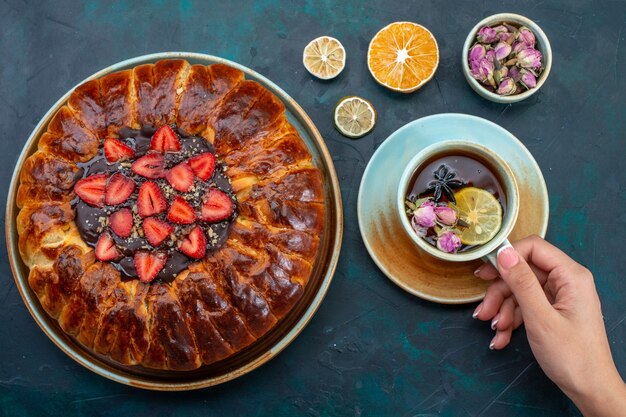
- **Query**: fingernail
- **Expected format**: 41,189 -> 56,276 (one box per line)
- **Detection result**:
489,337 -> 496,350
497,245 -> 519,270
472,303 -> 483,319
473,267 -> 481,276
491,317 -> 499,330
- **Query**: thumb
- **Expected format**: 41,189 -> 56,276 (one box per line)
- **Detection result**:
497,245 -> 553,320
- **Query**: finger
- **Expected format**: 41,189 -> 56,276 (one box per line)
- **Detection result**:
497,245 -> 553,320
475,263 -> 499,280
493,296 -> 517,331
474,279 -> 511,320
490,326 -> 513,350
512,235 -> 579,275
512,306 -> 523,329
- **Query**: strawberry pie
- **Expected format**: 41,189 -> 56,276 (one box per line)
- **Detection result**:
16,60 -> 325,370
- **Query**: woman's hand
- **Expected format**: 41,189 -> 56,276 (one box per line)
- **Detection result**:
473,235 -> 626,416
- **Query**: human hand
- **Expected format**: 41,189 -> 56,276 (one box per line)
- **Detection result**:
472,235 -> 626,416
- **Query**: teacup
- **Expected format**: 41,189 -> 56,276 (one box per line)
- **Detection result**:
397,140 -> 519,267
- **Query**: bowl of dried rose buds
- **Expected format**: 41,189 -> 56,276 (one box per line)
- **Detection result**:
462,13 -> 552,103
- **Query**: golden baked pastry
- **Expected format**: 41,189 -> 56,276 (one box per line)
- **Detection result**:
17,59 -> 324,370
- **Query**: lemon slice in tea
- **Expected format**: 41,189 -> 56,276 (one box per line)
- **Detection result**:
454,187 -> 503,245
333,96 -> 377,138
303,36 -> 346,80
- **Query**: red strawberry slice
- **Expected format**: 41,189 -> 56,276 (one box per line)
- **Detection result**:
143,216 -> 173,247
105,173 -> 135,205
74,173 -> 108,207
132,153 -> 165,179
189,152 -> 216,181
166,162 -> 194,192
95,232 -> 119,261
134,251 -> 167,283
179,226 -> 206,259
137,181 -> 167,217
109,208 -> 133,238
201,189 -> 234,222
150,125 -> 181,153
166,196 -> 196,224
104,137 -> 135,163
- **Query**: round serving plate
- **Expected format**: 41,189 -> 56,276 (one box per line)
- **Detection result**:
358,113 -> 548,304
6,52 -> 343,390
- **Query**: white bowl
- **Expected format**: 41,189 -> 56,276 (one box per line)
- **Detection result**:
462,13 -> 552,104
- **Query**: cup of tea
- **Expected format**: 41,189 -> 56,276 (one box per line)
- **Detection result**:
397,140 -> 519,267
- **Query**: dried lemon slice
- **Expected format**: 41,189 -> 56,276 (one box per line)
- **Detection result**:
367,22 -> 439,93
303,36 -> 346,80
454,187 -> 503,245
334,96 -> 376,138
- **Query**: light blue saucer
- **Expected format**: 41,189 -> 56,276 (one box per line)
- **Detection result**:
357,113 -> 549,304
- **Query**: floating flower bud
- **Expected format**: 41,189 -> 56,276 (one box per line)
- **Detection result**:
411,217 -> 427,237
518,26 -> 536,47
469,44 -> 486,63
471,58 -> 494,84
476,26 -> 497,43
508,65 -> 520,80
517,48 -> 542,69
494,42 -> 512,60
493,65 -> 509,83
434,206 -> 457,226
437,231 -> 462,253
520,69 -> 537,89
412,200 -> 436,228
496,77 -> 517,95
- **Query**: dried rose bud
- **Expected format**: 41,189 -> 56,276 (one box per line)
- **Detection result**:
520,69 -> 537,89
437,231 -> 462,253
434,206 -> 457,225
471,58 -> 494,84
493,25 -> 509,35
517,48 -> 542,69
411,216 -> 427,237
485,49 -> 496,63
508,65 -> 520,80
512,41 -> 526,55
493,66 -> 509,83
469,44 -> 486,62
412,200 -> 436,228
476,26 -> 497,43
496,77 -> 517,95
494,42 -> 512,60
518,26 -> 536,47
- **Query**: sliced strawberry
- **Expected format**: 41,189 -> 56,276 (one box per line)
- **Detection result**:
201,189 -> 234,222
137,181 -> 167,217
150,125 -> 181,153
166,196 -> 196,224
132,153 -> 165,179
134,251 -> 167,283
104,137 -> 134,163
105,173 -> 135,205
143,216 -> 173,247
95,232 -> 119,261
166,162 -> 194,192
189,152 -> 216,181
109,208 -> 133,238
74,173 -> 108,207
179,226 -> 206,259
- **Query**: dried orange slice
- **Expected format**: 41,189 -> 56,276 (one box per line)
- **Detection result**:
334,96 -> 376,138
367,22 -> 439,93
303,36 -> 346,80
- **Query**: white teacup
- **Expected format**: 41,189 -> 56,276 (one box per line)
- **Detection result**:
397,140 -> 519,267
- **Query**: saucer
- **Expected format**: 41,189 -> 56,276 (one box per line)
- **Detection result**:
357,113 -> 549,304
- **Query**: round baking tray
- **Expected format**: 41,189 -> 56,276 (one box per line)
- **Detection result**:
5,52 -> 343,390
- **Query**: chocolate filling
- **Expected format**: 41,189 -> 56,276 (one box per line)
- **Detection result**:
74,125 -> 237,283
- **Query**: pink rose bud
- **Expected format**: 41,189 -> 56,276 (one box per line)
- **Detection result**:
410,217 -> 427,237
518,26 -> 536,47
485,49 -> 496,62
469,44 -> 486,62
476,26 -> 497,43
512,41 -> 526,55
412,200 -> 436,228
508,65 -> 520,80
434,206 -> 457,225
496,77 -> 517,95
517,48 -> 542,69
520,69 -> 537,89
493,65 -> 509,83
494,42 -> 512,60
471,58 -> 494,83
437,231 -> 462,253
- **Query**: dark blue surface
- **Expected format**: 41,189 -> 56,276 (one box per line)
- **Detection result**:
1,1 -> 625,416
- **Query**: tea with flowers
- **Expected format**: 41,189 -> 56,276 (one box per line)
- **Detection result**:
405,154 -> 505,253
